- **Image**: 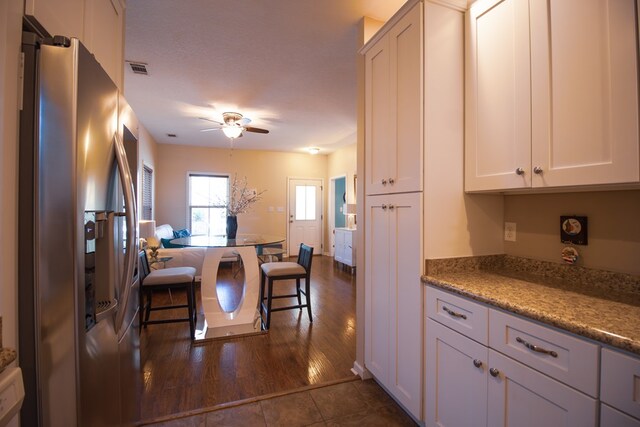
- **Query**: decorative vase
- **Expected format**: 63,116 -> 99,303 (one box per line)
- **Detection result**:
226,215 -> 238,239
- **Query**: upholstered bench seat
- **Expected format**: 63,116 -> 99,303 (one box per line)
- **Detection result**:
260,262 -> 305,277
144,267 -> 196,286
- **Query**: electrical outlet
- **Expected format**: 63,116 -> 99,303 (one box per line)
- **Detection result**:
504,222 -> 516,242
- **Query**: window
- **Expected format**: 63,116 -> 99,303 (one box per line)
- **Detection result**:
188,174 -> 229,236
295,185 -> 317,220
141,165 -> 153,220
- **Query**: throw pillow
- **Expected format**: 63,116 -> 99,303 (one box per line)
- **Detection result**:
173,228 -> 191,238
161,237 -> 184,248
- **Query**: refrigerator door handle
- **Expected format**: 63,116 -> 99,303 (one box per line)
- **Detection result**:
113,132 -> 138,337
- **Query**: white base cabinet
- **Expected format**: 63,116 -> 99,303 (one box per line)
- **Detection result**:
601,347 -> 640,423
334,228 -> 355,269
425,286 -> 599,427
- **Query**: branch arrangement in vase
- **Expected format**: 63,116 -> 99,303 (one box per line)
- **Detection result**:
224,174 -> 266,216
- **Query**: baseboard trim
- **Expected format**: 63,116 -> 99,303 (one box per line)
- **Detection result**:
351,361 -> 371,379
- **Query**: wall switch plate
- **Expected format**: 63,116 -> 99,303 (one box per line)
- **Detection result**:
504,222 -> 516,242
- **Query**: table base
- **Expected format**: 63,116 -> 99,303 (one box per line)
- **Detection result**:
195,245 -> 265,341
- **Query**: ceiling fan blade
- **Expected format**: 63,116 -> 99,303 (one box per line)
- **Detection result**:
244,126 -> 269,134
199,117 -> 224,125
200,127 -> 223,132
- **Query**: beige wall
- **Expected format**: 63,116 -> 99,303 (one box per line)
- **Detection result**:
1,0 -> 24,354
504,190 -> 640,275
155,144 -> 329,251
328,143 -> 356,204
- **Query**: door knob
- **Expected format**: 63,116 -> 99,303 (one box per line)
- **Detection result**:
381,179 -> 387,185
489,368 -> 500,377
473,359 -> 483,368
388,178 -> 395,184
533,166 -> 543,174
515,168 -> 525,175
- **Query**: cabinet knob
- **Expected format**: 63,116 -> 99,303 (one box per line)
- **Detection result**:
473,359 -> 483,368
381,179 -> 387,185
489,368 -> 500,377
381,204 -> 387,210
388,204 -> 395,210
515,168 -> 525,175
388,178 -> 395,184
533,166 -> 543,174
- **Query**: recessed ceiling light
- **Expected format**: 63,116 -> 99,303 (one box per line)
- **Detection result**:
308,147 -> 320,155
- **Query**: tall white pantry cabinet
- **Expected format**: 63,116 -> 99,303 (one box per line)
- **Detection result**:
361,0 -> 467,420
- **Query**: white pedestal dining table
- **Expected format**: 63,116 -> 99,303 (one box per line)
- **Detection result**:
171,234 -> 285,341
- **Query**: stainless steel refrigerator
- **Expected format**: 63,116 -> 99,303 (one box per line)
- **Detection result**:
18,33 -> 141,426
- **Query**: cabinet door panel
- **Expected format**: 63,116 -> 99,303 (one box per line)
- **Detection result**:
487,349 -> 597,427
389,3 -> 422,193
389,192 -> 422,418
25,0 -> 85,40
364,198 -> 391,382
530,0 -> 639,187
465,0 -> 531,191
84,0 -> 124,89
365,38 -> 392,195
425,319 -> 488,427
601,348 -> 640,419
601,404 -> 640,427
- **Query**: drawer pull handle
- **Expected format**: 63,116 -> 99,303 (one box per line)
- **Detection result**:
489,368 -> 500,377
473,359 -> 483,368
442,306 -> 467,320
516,336 -> 558,358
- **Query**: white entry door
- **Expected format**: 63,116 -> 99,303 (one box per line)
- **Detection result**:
288,178 -> 322,257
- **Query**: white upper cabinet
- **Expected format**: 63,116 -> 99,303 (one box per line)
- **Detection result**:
25,0 -> 85,41
465,0 -> 531,191
466,0 -> 640,192
364,1 -> 422,195
24,0 -> 126,90
83,0 -> 125,90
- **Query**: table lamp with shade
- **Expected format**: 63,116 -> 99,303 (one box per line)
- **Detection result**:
138,220 -> 157,248
345,204 -> 357,229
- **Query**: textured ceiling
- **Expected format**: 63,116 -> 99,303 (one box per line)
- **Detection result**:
124,0 -> 406,153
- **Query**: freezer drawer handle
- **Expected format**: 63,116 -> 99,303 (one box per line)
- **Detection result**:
516,336 -> 558,358
442,306 -> 467,320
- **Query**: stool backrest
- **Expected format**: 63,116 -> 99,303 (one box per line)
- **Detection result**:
138,251 -> 151,282
297,244 -> 314,273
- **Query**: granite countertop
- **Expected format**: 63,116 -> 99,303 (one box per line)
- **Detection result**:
422,255 -> 640,355
0,316 -> 17,373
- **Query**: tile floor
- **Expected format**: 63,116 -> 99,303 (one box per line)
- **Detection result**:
145,379 -> 418,427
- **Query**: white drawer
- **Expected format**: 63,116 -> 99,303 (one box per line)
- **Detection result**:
426,286 -> 488,345
601,348 -> 640,419
601,403 -> 640,427
489,309 -> 599,397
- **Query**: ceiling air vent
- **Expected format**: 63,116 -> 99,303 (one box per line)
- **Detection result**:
126,61 -> 149,75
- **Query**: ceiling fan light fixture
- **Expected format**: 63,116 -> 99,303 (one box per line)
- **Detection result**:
308,147 -> 320,155
223,126 -> 243,139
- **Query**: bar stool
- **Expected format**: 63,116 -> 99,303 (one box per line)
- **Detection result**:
259,243 -> 314,329
138,251 -> 197,339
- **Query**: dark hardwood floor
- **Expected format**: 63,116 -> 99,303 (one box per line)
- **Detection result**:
139,255 -> 357,422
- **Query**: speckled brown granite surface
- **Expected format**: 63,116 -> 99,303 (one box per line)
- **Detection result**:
422,255 -> 640,355
0,316 -> 17,373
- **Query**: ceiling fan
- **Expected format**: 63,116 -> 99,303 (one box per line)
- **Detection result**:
199,112 -> 269,139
